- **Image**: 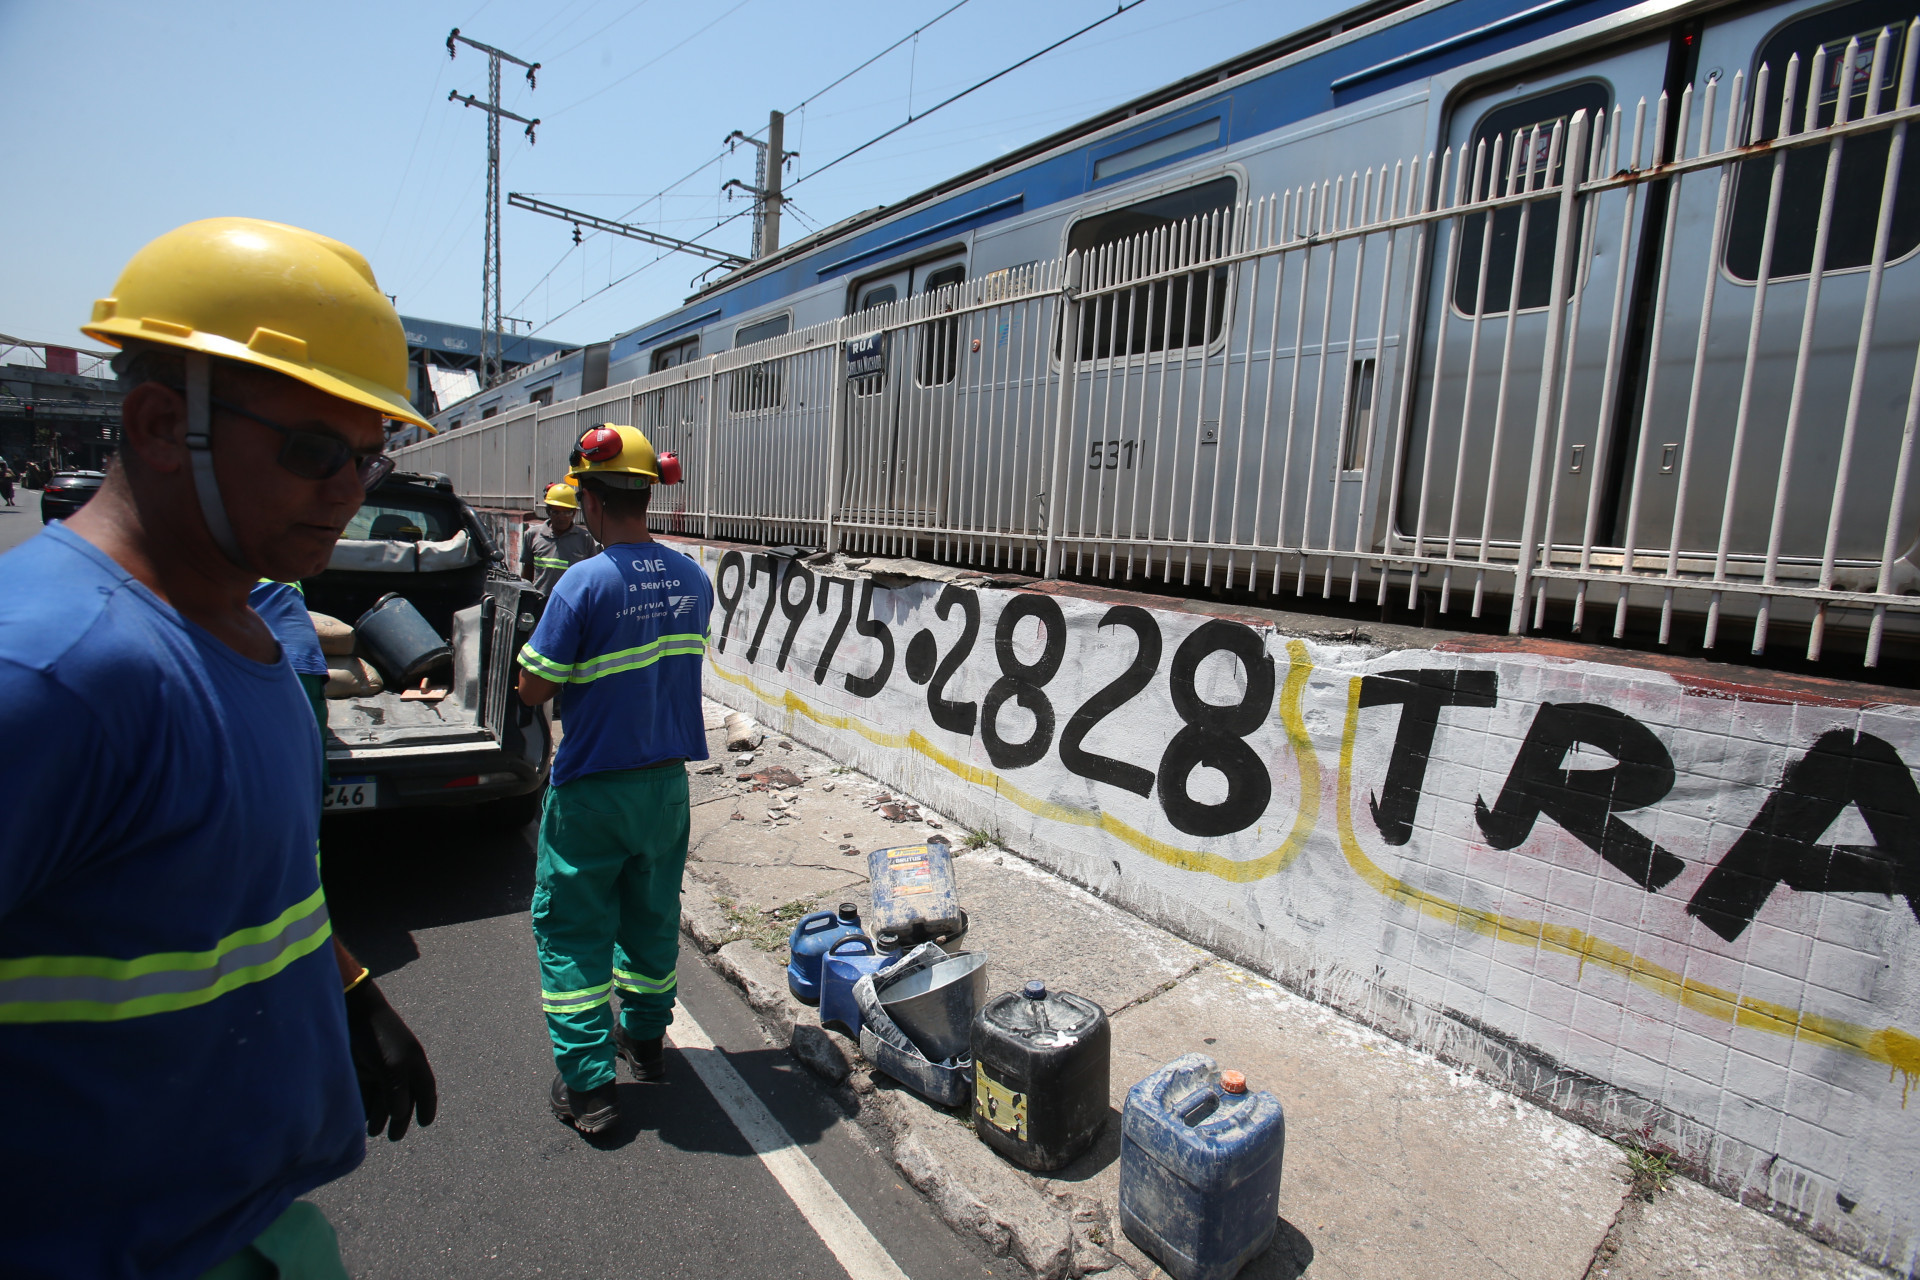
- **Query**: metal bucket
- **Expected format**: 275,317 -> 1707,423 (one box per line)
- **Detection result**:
875,949 -> 988,1062
355,592 -> 451,686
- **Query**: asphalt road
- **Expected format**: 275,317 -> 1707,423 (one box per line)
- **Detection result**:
0,495 -> 45,556
313,804 -> 999,1280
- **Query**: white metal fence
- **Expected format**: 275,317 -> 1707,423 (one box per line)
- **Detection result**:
397,26 -> 1920,668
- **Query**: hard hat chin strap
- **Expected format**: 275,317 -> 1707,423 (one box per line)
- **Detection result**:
183,352 -> 254,574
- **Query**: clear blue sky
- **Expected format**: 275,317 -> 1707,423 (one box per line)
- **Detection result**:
2,0 -> 1346,352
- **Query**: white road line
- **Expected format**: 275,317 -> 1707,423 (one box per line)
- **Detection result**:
669,1012 -> 911,1280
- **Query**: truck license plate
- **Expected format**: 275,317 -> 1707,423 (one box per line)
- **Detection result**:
323,777 -> 377,810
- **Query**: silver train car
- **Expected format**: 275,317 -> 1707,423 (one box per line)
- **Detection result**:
404,0 -> 1920,674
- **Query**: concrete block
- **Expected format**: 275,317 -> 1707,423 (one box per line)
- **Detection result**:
893,1122 -> 1076,1280
1589,1174 -> 1883,1280
712,940 -> 803,1039
679,883 -> 742,953
789,1023 -> 853,1084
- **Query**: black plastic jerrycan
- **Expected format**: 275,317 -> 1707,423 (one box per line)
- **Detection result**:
971,981 -> 1111,1171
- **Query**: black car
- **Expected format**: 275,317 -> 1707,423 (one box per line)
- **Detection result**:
40,471 -> 106,523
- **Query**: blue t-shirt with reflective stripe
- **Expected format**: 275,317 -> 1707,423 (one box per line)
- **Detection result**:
519,539 -> 713,787
248,580 -> 329,678
0,525 -> 363,1279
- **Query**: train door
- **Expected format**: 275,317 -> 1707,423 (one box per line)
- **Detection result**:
840,273 -> 910,539
1398,36 -> 1670,591
1640,0 -> 1920,580
839,258 -> 967,543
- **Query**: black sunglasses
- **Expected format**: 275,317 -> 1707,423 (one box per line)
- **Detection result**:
172,387 -> 395,492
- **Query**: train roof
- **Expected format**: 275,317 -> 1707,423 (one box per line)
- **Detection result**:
610,0 -> 1647,357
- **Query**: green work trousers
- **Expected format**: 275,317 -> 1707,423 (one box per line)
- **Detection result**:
532,763 -> 688,1091
197,1201 -> 348,1280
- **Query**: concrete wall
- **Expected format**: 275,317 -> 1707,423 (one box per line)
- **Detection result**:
674,539 -> 1920,1271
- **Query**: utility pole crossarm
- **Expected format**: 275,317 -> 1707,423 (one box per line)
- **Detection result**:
507,194 -> 749,267
449,90 -> 540,141
447,28 -> 539,82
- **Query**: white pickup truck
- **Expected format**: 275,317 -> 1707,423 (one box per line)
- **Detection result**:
302,470 -> 551,825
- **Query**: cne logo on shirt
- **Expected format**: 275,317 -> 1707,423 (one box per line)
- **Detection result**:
668,594 -> 696,618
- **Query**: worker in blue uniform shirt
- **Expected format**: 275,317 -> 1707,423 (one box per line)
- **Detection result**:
252,578 -> 332,742
0,217 -> 437,1279
514,423 -> 710,1136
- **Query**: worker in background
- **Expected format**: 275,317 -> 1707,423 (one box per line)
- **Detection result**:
252,578 -> 333,736
521,478 -> 599,597
514,423 -> 710,1136
0,218 -> 437,1279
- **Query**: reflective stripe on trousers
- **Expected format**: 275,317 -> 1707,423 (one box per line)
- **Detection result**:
0,887 -> 333,1023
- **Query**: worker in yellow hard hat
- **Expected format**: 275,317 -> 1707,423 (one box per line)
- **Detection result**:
0,217 -> 437,1278
514,422 -> 708,1136
520,479 -> 600,598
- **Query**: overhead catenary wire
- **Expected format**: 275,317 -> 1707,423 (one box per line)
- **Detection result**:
546,0 -> 757,119
529,206 -> 756,337
790,0 -> 1153,189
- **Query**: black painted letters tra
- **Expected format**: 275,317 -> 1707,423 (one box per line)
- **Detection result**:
1688,729 -> 1920,942
1474,703 -> 1684,891
1358,669 -> 1498,845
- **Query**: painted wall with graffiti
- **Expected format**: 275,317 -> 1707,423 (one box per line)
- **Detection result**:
681,540 -> 1920,1268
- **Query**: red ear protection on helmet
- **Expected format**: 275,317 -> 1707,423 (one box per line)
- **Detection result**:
579,426 -> 624,463
657,452 -> 683,485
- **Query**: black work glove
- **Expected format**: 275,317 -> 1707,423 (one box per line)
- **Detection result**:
344,977 -> 439,1141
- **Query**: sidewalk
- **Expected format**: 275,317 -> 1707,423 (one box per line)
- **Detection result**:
682,699 -> 1884,1280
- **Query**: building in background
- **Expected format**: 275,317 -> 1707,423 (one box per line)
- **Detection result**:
0,338 -> 120,477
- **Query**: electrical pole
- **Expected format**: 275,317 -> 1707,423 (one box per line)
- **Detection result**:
448,29 -> 539,390
722,110 -> 797,259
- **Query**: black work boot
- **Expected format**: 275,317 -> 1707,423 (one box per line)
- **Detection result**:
549,1073 -> 619,1134
613,1024 -> 667,1083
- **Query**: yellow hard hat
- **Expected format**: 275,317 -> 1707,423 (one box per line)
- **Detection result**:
82,217 -> 430,429
543,482 -> 579,510
571,423 -> 658,486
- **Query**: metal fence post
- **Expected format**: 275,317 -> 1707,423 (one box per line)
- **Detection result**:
1042,252 -> 1083,579
701,357 -> 717,542
823,317 -> 849,552
1510,110 -> 1588,635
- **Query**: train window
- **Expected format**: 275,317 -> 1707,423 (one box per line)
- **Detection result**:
650,336 -> 700,372
447,418 -> 463,431
736,314 -> 792,347
1340,358 -> 1376,472
528,385 -> 554,407
1452,82 -> 1609,315
730,313 -> 791,414
481,405 -> 498,419
859,284 -> 897,310
1725,0 -> 1920,281
918,264 -> 967,386
1065,176 -> 1237,359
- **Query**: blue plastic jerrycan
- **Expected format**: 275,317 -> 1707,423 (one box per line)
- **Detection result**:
1119,1053 -> 1286,1280
786,903 -> 865,1004
819,934 -> 901,1037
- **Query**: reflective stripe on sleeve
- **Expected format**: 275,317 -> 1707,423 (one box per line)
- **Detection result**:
517,642 -> 574,681
568,634 -> 706,684
542,979 -> 613,1014
533,557 -> 570,569
613,967 -> 676,996
0,888 -> 334,1023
